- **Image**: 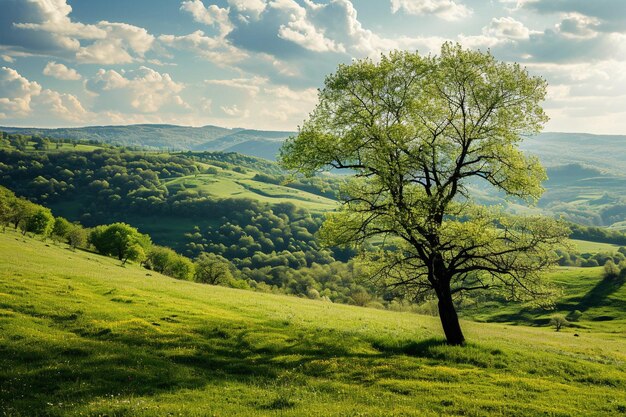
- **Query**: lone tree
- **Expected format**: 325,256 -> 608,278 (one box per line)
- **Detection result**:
280,44 -> 569,345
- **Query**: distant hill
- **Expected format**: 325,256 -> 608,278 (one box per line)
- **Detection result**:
0,124 -> 292,158
2,125 -> 625,168
520,132 -> 626,174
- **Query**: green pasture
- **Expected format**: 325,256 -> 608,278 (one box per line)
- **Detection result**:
0,230 -> 625,416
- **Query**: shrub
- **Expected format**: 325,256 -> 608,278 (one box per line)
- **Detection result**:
550,315 -> 569,332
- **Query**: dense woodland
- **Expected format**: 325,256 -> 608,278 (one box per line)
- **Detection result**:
2,133 -> 626,308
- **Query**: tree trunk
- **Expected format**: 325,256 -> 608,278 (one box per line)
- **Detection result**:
437,283 -> 465,346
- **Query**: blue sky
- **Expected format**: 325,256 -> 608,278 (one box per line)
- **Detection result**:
0,0 -> 625,133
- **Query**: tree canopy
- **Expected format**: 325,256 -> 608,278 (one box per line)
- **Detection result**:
280,43 -> 569,345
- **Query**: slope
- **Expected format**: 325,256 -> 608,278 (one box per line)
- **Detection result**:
1,230 -> 625,416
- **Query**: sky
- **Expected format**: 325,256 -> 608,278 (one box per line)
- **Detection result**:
0,0 -> 625,134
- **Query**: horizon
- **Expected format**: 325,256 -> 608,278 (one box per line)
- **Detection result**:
1,1 -> 625,134
2,122 -> 626,138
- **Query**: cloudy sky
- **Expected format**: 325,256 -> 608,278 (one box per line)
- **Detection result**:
0,0 -> 625,133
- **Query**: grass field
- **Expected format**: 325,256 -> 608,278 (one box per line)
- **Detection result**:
569,239 -> 621,253
460,266 -> 626,332
163,169 -> 338,213
1,230 -> 625,416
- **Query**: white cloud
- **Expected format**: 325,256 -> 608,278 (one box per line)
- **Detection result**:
34,89 -> 88,122
0,66 -> 42,118
484,17 -> 531,40
2,1 -> 155,64
273,0 -> 346,53
159,30 -> 248,65
228,0 -> 268,20
557,13 -> 601,39
180,0 -> 234,36
76,22 -> 155,64
390,0 -> 471,21
12,0 -> 105,46
0,66 -> 88,123
205,76 -> 266,96
86,67 -> 189,113
1,55 -> 15,63
43,61 -> 81,80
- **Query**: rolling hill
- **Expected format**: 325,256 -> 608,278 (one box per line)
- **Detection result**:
1,229 -> 625,416
0,124 -> 291,158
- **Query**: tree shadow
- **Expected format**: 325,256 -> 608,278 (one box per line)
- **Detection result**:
563,274 -> 626,313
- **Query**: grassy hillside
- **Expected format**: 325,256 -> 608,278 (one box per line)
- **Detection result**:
460,266 -> 626,332
1,230 -> 625,416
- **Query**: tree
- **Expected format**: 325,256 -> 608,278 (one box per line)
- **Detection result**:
194,252 -> 234,285
280,44 -> 569,345
550,315 -> 568,332
67,225 -> 87,249
0,186 -> 17,230
24,208 -> 54,237
52,217 -> 73,242
146,246 -> 194,280
90,223 -> 151,261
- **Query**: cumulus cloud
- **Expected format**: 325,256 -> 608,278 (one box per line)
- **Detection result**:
0,0 -> 155,64
390,0 -> 471,21
85,66 -> 189,113
227,0 -> 445,61
34,88 -> 88,122
181,0 -> 234,36
484,17 -> 531,40
76,22 -> 155,64
0,66 -> 87,123
43,61 -> 81,80
273,0 -> 346,53
557,13 -> 600,39
228,0 -> 267,21
0,66 -> 42,118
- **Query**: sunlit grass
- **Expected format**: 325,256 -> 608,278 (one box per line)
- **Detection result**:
1,230 -> 625,416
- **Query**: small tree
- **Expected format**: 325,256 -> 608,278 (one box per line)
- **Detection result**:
550,315 -> 569,332
52,217 -> 72,242
194,252 -> 234,285
25,208 -> 54,237
280,44 -> 569,345
90,223 -> 151,261
67,225 -> 87,250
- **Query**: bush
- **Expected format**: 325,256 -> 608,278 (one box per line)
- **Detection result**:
550,315 -> 569,332
604,260 -> 620,278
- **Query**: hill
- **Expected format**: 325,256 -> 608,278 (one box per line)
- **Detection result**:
0,124 -> 291,159
4,125 -> 626,166
1,230 -> 625,416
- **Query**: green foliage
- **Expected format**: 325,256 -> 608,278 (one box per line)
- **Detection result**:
146,246 -> 194,280
281,44 -> 568,344
604,259 -> 621,278
569,223 -> 626,245
549,314 -> 569,332
24,208 -> 54,237
67,224 -> 87,249
52,216 -> 72,240
89,223 -> 151,262
194,252 -> 234,285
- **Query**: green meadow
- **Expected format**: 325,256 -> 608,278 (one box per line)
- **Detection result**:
1,230 -> 625,416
